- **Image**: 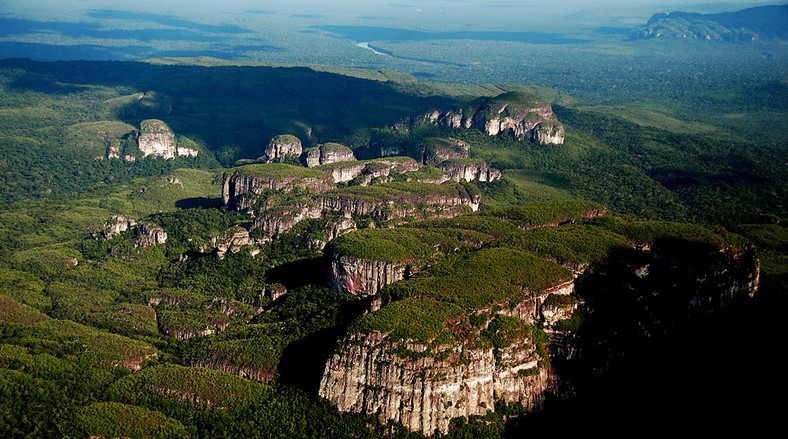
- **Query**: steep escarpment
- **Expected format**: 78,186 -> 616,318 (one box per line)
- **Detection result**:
404,92 -> 565,145
326,201 -> 608,298
263,134 -> 303,163
254,181 -> 481,238
222,163 -> 335,209
326,228 -> 456,297
320,247 -> 576,434
304,143 -> 357,167
319,208 -> 760,435
137,119 -> 199,159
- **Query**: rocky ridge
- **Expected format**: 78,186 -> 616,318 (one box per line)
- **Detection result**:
403,92 -> 565,145
319,210 -> 761,435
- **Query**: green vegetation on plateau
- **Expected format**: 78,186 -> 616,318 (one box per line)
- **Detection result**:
0,53 -> 784,439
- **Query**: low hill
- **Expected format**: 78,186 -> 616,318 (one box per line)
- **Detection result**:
629,5 -> 788,42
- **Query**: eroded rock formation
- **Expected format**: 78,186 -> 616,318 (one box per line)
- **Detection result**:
304,143 -> 356,167
137,119 -> 199,159
405,92 -> 565,145
319,227 -> 761,435
438,159 -> 501,182
138,119 -> 177,159
264,134 -> 303,163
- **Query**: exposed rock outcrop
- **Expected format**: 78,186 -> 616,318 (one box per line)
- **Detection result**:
321,332 -> 556,435
304,143 -> 356,167
138,119 -> 176,159
137,119 -> 199,159
252,182 -> 480,238
264,134 -> 302,163
210,226 -> 266,259
194,357 -> 276,382
437,159 -> 501,182
319,161 -> 367,183
102,215 -> 136,239
319,222 -> 761,435
328,253 -> 413,297
135,222 -> 167,248
405,92 -> 565,145
222,164 -> 335,209
320,276 -> 577,435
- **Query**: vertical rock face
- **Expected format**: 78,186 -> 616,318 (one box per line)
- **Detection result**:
102,215 -> 136,239
135,222 -> 167,248
264,134 -> 303,162
319,230 -> 761,435
533,122 -> 565,145
320,334 -> 556,435
177,145 -> 199,157
320,162 -> 367,183
437,159 -> 502,182
406,92 -> 565,145
210,226 -> 265,259
138,119 -> 177,159
136,119 -> 198,159
221,164 -> 335,209
319,285 -> 573,435
304,143 -> 357,167
328,253 -> 411,297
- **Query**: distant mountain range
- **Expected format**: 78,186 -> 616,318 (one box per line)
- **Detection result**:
629,5 -> 788,42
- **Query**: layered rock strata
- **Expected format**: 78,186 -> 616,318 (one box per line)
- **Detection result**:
264,134 -> 303,162
320,221 -> 760,435
438,159 -> 501,182
304,143 -> 356,167
137,119 -> 199,159
404,92 -> 565,145
253,182 -> 480,238
222,164 -> 335,209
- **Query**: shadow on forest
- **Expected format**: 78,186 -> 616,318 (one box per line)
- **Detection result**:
0,58 -> 459,164
174,197 -> 223,209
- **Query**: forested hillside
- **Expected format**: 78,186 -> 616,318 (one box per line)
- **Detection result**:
0,58 -> 785,437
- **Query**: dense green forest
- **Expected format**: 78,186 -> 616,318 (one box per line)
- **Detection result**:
0,55 -> 785,438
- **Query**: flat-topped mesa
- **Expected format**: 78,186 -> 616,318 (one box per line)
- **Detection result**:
263,134 -> 303,163
313,182 -> 481,221
253,182 -> 481,238
320,215 -> 762,435
407,92 -> 565,145
222,163 -> 335,210
304,143 -> 356,167
319,156 -> 423,184
326,228 -> 453,297
137,119 -> 200,159
437,158 -> 501,182
320,248 -> 578,435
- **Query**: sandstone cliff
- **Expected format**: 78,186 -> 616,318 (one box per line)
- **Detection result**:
264,134 -> 302,163
437,159 -> 501,183
138,119 -> 177,159
304,143 -> 356,167
252,182 -> 480,238
137,119 -> 199,159
405,92 -> 565,145
422,138 -> 470,166
320,247 -> 578,434
222,163 -> 335,209
319,215 -> 760,435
